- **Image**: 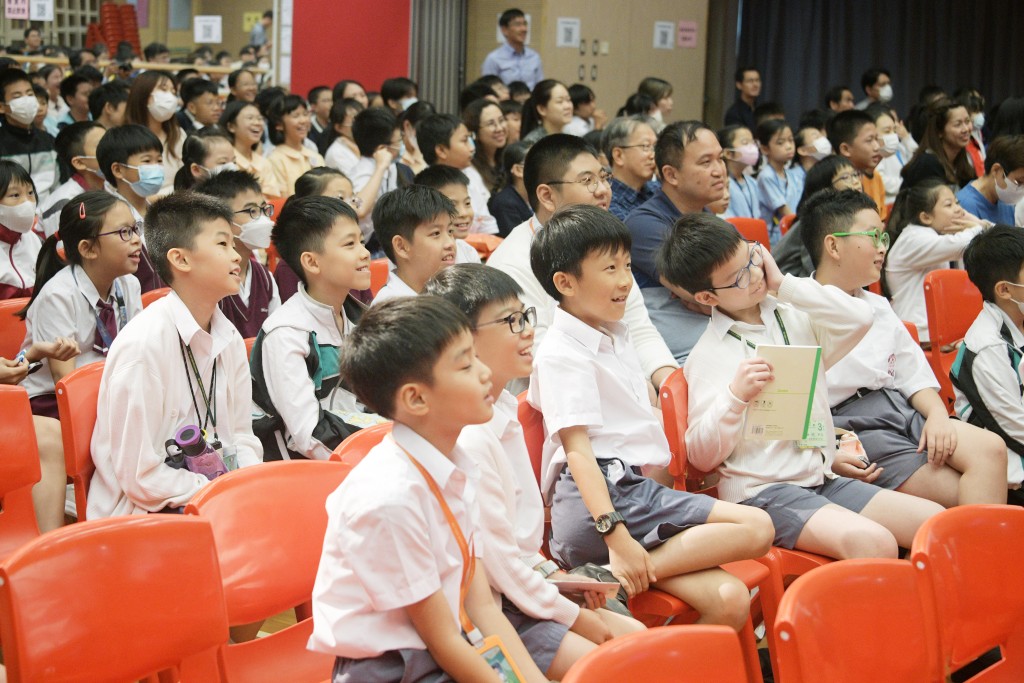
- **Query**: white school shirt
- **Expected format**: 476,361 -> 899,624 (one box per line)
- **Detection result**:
457,390 -> 580,626
350,155 -> 399,241
39,177 -> 89,238
487,216 -> 677,391
1015,199 -> 1024,228
529,307 -> 671,499
19,265 -> 143,398
0,231 -> 41,294
371,271 -> 418,306
455,238 -> 481,264
324,138 -> 359,177
684,275 -> 873,503
954,302 -> 1024,485
826,288 -> 938,406
562,116 -> 593,137
257,285 -> 358,459
876,153 -> 905,205
463,165 -> 499,235
885,223 -> 982,343
308,424 -> 483,658
87,290 -> 262,518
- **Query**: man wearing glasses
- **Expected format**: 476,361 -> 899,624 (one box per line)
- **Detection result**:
604,116 -> 660,221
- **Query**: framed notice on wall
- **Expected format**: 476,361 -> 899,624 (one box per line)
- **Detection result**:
4,0 -> 29,20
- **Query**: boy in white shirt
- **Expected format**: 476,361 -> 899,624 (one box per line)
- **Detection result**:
802,188 -> 1007,506
414,165 -> 482,264
370,185 -> 456,306
528,205 -> 774,630
310,296 -> 549,682
87,192 -> 263,518
956,226 -> 1024,497
663,211 -> 942,559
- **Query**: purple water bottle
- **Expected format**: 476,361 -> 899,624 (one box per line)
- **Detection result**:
175,425 -> 228,480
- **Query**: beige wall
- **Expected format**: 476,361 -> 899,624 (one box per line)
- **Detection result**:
467,0 -> 709,121
137,0 -> 255,57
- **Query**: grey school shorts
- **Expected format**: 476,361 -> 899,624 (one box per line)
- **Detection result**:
549,459 -> 716,569
502,597 -> 569,674
832,388 -> 929,490
333,649 -> 452,683
741,477 -> 881,548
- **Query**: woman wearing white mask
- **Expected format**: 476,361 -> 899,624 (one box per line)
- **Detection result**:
173,129 -> 240,191
0,161 -> 43,300
125,71 -> 184,192
718,125 -> 760,219
867,103 -> 906,204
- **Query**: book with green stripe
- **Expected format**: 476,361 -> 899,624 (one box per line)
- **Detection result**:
742,344 -> 823,441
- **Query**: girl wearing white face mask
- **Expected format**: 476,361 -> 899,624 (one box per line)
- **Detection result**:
793,126 -> 833,177
125,71 -> 184,192
867,104 -> 906,204
173,129 -> 239,191
0,161 -> 43,300
718,125 -> 760,219
957,135 -> 1024,226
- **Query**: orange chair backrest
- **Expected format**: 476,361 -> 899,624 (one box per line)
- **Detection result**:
516,390 -> 545,486
267,195 -> 287,222
725,216 -> 771,251
0,385 -> 41,558
911,505 -> 1024,676
464,233 -> 504,261
774,558 -> 942,683
183,460 -> 351,625
779,213 -> 797,236
903,320 -> 921,345
329,421 -> 393,466
0,296 -> 28,360
244,336 -> 256,359
562,625 -> 747,683
141,286 -> 171,308
0,516 -> 228,682
659,368 -> 689,485
265,243 -> 280,273
55,361 -> 105,522
923,270 -> 982,349
370,258 -> 389,296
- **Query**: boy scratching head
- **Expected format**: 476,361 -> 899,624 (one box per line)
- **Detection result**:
801,188 -> 887,291
414,165 -> 474,241
530,204 -> 632,328
964,225 -> 1024,322
417,113 -> 475,169
827,110 -> 881,173
372,185 -> 456,293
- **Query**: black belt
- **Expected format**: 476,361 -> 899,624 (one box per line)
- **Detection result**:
833,387 -> 877,413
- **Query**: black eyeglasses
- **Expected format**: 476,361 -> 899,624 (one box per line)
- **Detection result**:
479,306 -> 537,334
95,221 -> 142,242
544,169 -> 612,195
234,203 -> 274,221
706,241 -> 763,291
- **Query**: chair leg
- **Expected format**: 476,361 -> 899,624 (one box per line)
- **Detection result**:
738,615 -> 765,683
294,600 -> 313,622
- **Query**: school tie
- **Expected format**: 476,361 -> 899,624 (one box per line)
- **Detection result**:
94,298 -> 118,354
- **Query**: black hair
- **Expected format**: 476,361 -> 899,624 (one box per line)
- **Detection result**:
499,9 -> 525,26
886,178 -> 949,246
381,77 -> 417,107
964,225 -> 1024,303
414,165 -> 469,191
174,128 -> 235,191
293,167 -> 351,199
73,65 -> 103,86
400,100 -> 436,133
985,135 -> 1024,175
95,124 -> 163,187
0,68 -> 32,99
193,168 -> 262,206
825,85 -> 852,109
180,77 -> 218,105
145,191 -> 233,285
143,42 -> 169,61
417,113 -> 463,166
342,296 -> 473,418
860,67 -> 891,95
307,85 -> 330,106
371,185 -> 455,262
654,120 -> 712,178
798,109 -> 828,132
616,93 -> 654,118
424,263 -> 524,324
352,107 -> 398,158
583,130 -> 604,156
521,79 -> 566,138
0,159 -> 36,201
906,97 -> 977,187
755,118 -> 791,147
88,80 -> 129,121
508,81 -> 531,100
58,74 -> 89,105
498,141 -> 530,189
267,93 -> 306,146
23,26 -> 40,39
523,133 -> 596,212
263,9 -> 273,19
530,204 -> 631,302
826,109 -> 874,152
568,83 -> 595,110
991,97 -> 1024,139
863,102 -> 896,126
332,79 -> 365,103
953,87 -> 986,116
717,124 -> 748,151
227,69 -> 257,102
734,65 -> 759,84
175,68 -> 200,84
753,102 -> 786,127
326,97 -> 364,148
272,195 -> 359,287
460,83 -> 497,113
796,155 -> 856,214
500,99 -> 522,119
918,84 -> 946,104
657,213 -> 745,294
800,188 -> 881,266
54,121 -> 105,183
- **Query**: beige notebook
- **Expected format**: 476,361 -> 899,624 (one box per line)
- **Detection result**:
743,344 -> 822,441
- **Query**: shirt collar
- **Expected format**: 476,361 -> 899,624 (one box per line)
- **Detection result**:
392,422 -> 460,490
709,296 -> 779,340
276,145 -> 307,160
71,264 -> 104,304
502,41 -> 526,56
488,389 -> 519,439
167,289 -> 236,357
385,271 -> 418,296
551,306 -> 628,355
986,301 -> 1024,347
297,283 -> 349,337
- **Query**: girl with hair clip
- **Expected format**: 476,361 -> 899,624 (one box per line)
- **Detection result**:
885,178 -> 989,343
520,79 -> 573,144
173,128 -> 239,191
324,97 -> 365,176
718,124 -> 760,219
125,71 -> 184,192
464,98 -> 508,193
0,161 -> 43,300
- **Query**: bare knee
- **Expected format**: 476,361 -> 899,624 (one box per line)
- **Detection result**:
837,525 -> 898,559
698,577 -> 750,632
748,508 -> 775,556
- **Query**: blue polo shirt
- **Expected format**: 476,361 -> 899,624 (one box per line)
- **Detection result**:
481,43 -> 544,89
956,183 -> 1015,225
624,189 -> 682,288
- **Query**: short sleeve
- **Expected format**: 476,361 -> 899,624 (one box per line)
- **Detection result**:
535,346 -> 603,434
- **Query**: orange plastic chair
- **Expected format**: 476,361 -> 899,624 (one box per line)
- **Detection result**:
726,216 -> 772,252
923,270 -> 983,410
370,258 -> 390,296
0,296 -> 28,360
265,243 -> 280,273
464,233 -> 504,261
911,505 -> 1024,681
866,279 -> 883,296
904,320 -> 921,345
328,421 -> 393,466
0,516 -> 229,682
55,361 -> 105,522
562,625 -> 748,683
140,286 -> 171,308
266,195 -> 287,222
183,460 -> 347,683
0,385 -> 40,562
774,558 -> 942,683
244,336 -> 256,359
778,213 -> 797,237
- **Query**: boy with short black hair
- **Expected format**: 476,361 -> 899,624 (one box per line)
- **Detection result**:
802,188 -> 1008,506
371,185 -> 456,304
250,195 -> 371,461
88,80 -> 129,130
414,164 -> 481,263
177,78 -> 221,134
40,120 -> 105,237
529,204 -> 774,629
958,135 -> 1024,225
307,85 -> 333,153
310,295 -> 550,683
45,74 -> 92,135
350,106 -> 401,241
194,169 -> 280,337
0,67 -> 60,202
662,211 -> 943,559
827,110 -> 885,214
87,191 -> 263,518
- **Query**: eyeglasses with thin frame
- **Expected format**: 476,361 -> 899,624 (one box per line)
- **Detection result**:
832,229 -> 890,250
832,171 -> 861,187
478,306 -> 537,334
95,221 -> 142,242
544,169 -> 612,195
481,116 -> 507,131
706,241 -> 763,291
619,142 -> 655,154
234,203 -> 274,221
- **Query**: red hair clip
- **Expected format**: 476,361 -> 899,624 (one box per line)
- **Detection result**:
79,202 -> 86,219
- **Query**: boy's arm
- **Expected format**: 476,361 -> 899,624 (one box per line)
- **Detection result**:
226,338 -> 263,466
560,426 -> 656,598
891,226 -> 983,268
406,589 -> 503,683
351,148 -> 395,220
909,388 -> 957,467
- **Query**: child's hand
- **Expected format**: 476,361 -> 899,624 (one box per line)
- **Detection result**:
372,145 -> 396,168
919,413 -> 957,467
550,570 -> 608,610
606,529 -> 656,598
945,211 -> 983,233
570,608 -> 613,644
729,357 -> 774,403
0,357 -> 29,385
760,246 -> 784,293
29,338 -> 80,362
831,449 -> 883,483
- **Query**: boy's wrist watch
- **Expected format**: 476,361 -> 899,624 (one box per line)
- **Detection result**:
595,511 -> 625,536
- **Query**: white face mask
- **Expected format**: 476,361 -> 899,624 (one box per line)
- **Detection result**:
6,94 -> 39,126
0,200 -> 38,234
808,136 -> 833,161
879,133 -> 900,156
399,97 -> 418,111
202,162 -> 239,177
148,90 -> 179,123
996,170 -> 1024,206
877,84 -> 894,103
973,113 -> 986,130
234,215 -> 273,250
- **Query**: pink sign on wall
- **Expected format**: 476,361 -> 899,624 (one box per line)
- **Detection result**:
677,20 -> 698,48
5,0 -> 29,20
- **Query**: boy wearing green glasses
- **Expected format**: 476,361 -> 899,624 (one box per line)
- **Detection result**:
663,204 -> 943,561
804,188 -> 1007,507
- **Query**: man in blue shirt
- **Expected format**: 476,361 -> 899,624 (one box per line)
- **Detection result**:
482,9 -> 544,89
957,135 -> 1024,225
249,10 -> 273,48
604,115 -> 660,220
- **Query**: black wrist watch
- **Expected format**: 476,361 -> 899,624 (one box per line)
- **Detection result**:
595,511 -> 625,536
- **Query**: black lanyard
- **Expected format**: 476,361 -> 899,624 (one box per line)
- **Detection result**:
179,338 -> 217,438
727,309 -> 790,349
